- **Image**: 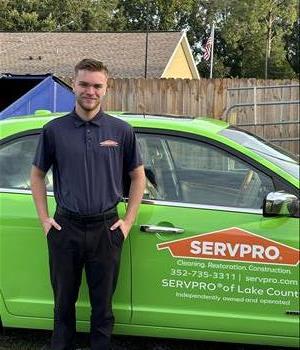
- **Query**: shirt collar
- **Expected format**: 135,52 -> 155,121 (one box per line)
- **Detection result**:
71,109 -> 105,128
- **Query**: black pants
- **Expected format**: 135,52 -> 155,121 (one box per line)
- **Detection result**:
47,206 -> 124,350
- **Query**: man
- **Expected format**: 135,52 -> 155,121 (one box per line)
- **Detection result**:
31,58 -> 145,350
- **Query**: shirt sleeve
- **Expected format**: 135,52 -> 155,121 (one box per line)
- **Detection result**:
124,126 -> 143,173
32,126 -> 55,173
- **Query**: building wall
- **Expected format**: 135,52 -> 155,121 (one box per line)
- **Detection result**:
162,44 -> 193,79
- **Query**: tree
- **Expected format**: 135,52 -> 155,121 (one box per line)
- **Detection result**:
0,0 -> 56,31
0,0 -> 120,31
43,0 -> 120,31
285,19 -> 300,75
114,0 -> 195,31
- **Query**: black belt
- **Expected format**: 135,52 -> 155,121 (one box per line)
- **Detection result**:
56,206 -> 117,222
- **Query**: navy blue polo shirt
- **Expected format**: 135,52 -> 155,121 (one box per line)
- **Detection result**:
33,110 -> 143,215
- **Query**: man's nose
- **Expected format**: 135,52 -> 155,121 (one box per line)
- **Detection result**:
85,85 -> 95,94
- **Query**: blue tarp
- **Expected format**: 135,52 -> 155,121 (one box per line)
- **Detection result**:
0,74 -> 75,120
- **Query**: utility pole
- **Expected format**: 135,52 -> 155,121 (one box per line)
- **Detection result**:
144,0 -> 150,78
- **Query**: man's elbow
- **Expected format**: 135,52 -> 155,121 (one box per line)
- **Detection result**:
30,165 -> 46,184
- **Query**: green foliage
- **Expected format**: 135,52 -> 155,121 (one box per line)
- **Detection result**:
285,19 -> 300,74
114,0 -> 194,31
0,0 -> 56,31
42,0 -> 120,31
0,0 -> 119,31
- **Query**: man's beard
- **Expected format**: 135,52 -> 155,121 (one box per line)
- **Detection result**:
76,95 -> 104,112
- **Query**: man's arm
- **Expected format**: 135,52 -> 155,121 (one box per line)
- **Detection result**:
30,165 -> 61,235
110,165 -> 146,238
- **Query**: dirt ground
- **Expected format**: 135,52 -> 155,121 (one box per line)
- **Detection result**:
0,328 -> 292,350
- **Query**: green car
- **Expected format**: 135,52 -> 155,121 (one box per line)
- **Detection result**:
0,112 -> 299,348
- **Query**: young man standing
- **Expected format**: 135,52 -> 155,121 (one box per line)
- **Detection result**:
31,58 -> 145,350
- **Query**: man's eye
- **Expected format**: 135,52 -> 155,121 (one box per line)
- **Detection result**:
78,82 -> 102,89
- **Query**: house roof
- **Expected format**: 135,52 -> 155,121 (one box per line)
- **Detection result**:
0,31 -> 198,78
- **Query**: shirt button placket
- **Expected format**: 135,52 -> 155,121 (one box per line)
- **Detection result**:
86,123 -> 92,149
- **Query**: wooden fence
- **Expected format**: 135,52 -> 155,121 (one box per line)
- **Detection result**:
62,77 -> 299,155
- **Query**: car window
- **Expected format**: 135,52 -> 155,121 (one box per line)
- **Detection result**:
219,127 -> 299,180
138,134 -> 184,201
0,134 -> 53,191
137,133 -> 274,209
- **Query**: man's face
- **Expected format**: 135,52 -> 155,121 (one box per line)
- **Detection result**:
73,69 -> 108,113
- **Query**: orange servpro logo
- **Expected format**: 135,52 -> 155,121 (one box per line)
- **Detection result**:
157,227 -> 299,266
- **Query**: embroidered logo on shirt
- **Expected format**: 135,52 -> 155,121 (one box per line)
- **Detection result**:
99,140 -> 119,147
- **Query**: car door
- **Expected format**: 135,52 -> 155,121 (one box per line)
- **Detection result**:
0,131 -> 131,328
130,130 -> 299,338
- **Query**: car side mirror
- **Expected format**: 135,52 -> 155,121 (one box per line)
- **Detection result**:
263,191 -> 299,218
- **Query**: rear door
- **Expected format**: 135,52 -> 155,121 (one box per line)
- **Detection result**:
130,131 -> 299,338
0,132 -> 131,326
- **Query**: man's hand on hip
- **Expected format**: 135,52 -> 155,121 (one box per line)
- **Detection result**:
42,217 -> 62,236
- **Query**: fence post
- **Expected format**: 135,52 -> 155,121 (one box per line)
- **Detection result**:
253,86 -> 257,125
228,112 -> 237,125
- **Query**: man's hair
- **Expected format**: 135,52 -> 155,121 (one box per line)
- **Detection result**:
75,58 -> 109,76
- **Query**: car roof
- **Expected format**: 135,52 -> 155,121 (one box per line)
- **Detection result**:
0,111 -> 229,140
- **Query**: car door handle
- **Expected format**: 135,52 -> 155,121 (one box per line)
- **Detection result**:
140,225 -> 184,234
